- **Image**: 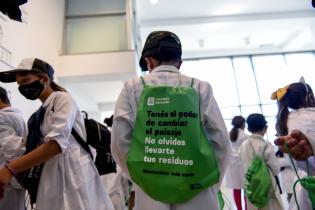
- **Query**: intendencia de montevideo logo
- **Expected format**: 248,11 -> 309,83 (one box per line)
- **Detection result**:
147,97 -> 170,106
147,97 -> 155,106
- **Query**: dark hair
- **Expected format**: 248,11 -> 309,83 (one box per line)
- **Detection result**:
37,72 -> 67,92
229,116 -> 245,142
104,115 -> 113,127
51,81 -> 67,92
247,113 -> 267,133
0,86 -> 10,104
151,55 -> 181,66
276,82 -> 315,135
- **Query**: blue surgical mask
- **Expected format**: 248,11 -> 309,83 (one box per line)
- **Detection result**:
18,79 -> 44,100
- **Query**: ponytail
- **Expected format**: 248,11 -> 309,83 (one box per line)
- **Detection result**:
37,72 -> 67,92
51,81 -> 67,92
229,127 -> 239,142
230,115 -> 245,142
276,101 -> 289,136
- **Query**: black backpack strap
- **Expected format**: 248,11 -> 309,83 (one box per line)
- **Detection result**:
71,128 -> 93,159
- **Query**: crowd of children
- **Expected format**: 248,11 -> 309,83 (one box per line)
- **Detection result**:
0,31 -> 314,210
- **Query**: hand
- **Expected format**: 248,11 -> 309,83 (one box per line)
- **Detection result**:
274,135 -> 295,153
0,167 -> 12,200
289,130 -> 314,160
0,167 -> 12,186
274,130 -> 314,161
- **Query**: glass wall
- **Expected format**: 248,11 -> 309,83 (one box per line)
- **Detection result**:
181,52 -> 315,141
64,0 -> 127,54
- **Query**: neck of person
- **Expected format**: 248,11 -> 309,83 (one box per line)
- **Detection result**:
39,87 -> 55,103
0,102 -> 10,110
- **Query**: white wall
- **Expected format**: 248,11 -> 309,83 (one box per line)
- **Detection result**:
59,51 -> 137,77
0,0 -> 139,120
0,0 -> 66,120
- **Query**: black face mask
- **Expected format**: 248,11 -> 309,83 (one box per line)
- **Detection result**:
18,80 -> 44,100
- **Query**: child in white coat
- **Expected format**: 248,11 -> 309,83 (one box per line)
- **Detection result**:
0,86 -> 27,210
224,116 -> 248,210
240,113 -> 284,210
0,58 -> 114,210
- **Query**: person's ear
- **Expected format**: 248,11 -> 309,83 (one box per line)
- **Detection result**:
40,74 -> 50,87
144,57 -> 155,71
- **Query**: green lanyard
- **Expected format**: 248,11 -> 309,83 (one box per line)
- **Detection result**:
286,144 -> 315,210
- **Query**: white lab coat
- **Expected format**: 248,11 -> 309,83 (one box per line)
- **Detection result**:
277,154 -> 296,194
240,134 -> 284,210
101,166 -> 129,210
0,107 -> 27,210
35,91 -> 114,210
286,107 -> 315,210
224,128 -> 248,189
111,65 -> 231,210
287,169 -> 313,210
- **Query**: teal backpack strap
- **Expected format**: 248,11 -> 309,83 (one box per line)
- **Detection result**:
140,76 -> 146,87
286,142 -> 315,210
248,140 -> 257,157
177,73 -> 182,87
191,78 -> 195,87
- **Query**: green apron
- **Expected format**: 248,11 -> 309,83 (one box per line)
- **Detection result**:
127,76 -> 220,203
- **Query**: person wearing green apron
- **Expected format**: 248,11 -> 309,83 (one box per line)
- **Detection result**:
111,31 -> 231,210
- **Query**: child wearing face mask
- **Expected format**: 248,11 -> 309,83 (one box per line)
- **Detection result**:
0,58 -> 114,210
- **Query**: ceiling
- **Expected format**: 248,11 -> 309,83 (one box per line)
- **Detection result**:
136,0 -> 315,58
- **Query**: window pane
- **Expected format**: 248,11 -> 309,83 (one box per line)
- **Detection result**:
285,53 -> 315,88
252,55 -> 291,104
265,116 -> 277,143
181,58 -> 239,107
224,119 -> 232,133
65,16 -> 127,53
261,104 -> 278,117
67,0 -> 125,16
180,60 -> 200,78
233,57 -> 260,105
220,107 -> 241,120
200,59 -> 238,107
240,105 -> 261,118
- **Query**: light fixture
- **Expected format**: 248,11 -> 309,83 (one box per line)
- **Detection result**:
150,0 -> 159,5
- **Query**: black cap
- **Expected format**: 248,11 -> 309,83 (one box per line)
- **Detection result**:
0,58 -> 54,83
246,113 -> 267,133
139,31 -> 182,71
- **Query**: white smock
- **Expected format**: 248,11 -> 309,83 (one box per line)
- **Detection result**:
101,166 -> 129,210
287,107 -> 315,210
35,91 -> 114,210
224,128 -> 248,189
240,134 -> 284,210
111,65 -> 231,210
0,107 -> 27,210
277,154 -> 296,194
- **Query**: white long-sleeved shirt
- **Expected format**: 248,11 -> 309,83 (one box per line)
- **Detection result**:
287,107 -> 315,175
0,107 -> 27,210
111,65 -> 231,210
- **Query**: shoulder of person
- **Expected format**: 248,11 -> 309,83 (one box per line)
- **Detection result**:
0,107 -> 23,123
47,91 -> 77,111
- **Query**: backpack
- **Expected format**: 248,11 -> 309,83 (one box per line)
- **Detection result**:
72,111 -> 116,175
127,76 -> 220,203
16,106 -> 46,206
244,141 -> 271,208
